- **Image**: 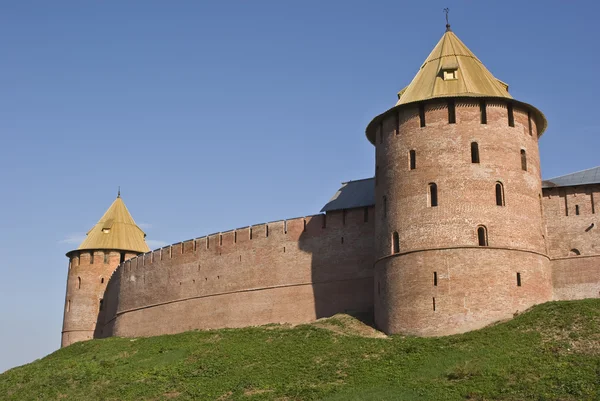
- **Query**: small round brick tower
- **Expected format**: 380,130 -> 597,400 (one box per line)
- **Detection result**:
367,27 -> 553,336
61,193 -> 149,347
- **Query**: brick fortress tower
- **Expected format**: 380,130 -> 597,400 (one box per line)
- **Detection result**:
367,25 -> 553,336
61,192 -> 149,347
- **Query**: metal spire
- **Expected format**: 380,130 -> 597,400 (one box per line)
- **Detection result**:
444,8 -> 451,31
117,186 -> 121,198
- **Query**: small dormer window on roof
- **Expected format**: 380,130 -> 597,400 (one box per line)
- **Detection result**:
441,62 -> 458,81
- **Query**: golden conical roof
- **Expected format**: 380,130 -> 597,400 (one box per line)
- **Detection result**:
74,195 -> 149,254
365,28 -> 547,143
396,29 -> 512,105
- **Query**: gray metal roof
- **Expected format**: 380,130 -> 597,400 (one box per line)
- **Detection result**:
542,166 -> 600,188
320,178 -> 375,212
321,166 -> 600,212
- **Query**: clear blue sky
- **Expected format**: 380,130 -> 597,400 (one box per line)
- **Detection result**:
1,1 -> 599,373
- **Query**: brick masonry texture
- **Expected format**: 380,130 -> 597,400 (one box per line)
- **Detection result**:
61,100 -> 599,346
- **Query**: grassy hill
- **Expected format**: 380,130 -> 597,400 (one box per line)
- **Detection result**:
1,300 -> 599,401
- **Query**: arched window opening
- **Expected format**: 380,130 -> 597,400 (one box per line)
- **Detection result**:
516,272 -> 522,287
447,99 -> 456,124
433,272 -> 438,286
77,277 -> 81,289
479,100 -> 487,124
409,150 -> 416,170
419,104 -> 426,127
477,226 -> 488,246
528,111 -> 533,136
100,277 -> 104,284
507,103 -> 515,127
471,142 -> 480,163
569,249 -> 581,256
495,182 -> 505,206
520,149 -> 527,171
575,205 -> 580,215
392,232 -> 400,254
428,183 -> 438,207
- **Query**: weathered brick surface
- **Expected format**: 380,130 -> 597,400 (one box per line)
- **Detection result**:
543,185 -> 600,300
62,250 -> 137,347
372,99 -> 553,335
97,209 -> 375,338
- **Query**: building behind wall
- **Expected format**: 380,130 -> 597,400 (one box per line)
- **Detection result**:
61,25 -> 600,346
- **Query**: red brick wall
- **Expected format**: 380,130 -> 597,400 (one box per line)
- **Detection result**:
372,99 -> 552,336
61,250 -> 137,347
97,209 -> 375,338
543,184 -> 600,300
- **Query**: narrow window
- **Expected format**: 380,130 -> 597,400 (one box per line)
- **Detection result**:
428,183 -> 438,207
220,234 -> 223,245
104,253 -> 109,264
250,227 -> 253,239
99,299 -> 104,311
383,196 -> 387,217
592,192 -> 596,214
77,277 -> 81,289
206,237 -> 210,249
433,297 -> 436,311
392,232 -> 400,254
234,231 -> 237,243
342,209 -> 347,226
447,99 -> 456,124
419,104 -> 426,127
477,226 -> 488,246
101,277 -> 104,284
284,220 -> 288,234
303,219 -> 306,232
341,237 -> 344,244
266,225 -> 269,237
516,273 -> 522,287
363,207 -> 369,223
520,149 -> 527,171
409,150 -> 416,170
575,205 -> 580,215
507,103 -> 514,127
322,214 -> 327,229
90,252 -> 94,264
181,242 -> 184,253
495,182 -> 505,206
528,111 -> 533,136
570,249 -> 581,256
479,100 -> 487,124
66,300 -> 70,312
120,252 -> 126,263
433,272 -> 438,286
471,142 -> 480,163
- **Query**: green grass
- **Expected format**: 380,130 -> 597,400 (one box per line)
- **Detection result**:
1,299 -> 599,401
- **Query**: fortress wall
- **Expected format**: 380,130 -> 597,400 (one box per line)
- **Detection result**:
375,247 -> 552,337
375,100 -> 545,259
542,184 -> 600,300
99,208 -> 375,338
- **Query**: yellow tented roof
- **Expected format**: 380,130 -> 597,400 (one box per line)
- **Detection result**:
396,29 -> 512,105
74,196 -> 150,254
365,28 -> 547,143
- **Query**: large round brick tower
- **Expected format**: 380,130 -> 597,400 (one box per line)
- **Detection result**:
368,27 -> 553,336
61,193 -> 149,347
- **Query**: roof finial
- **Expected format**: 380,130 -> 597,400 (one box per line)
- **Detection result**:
117,186 -> 121,198
444,8 -> 451,32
